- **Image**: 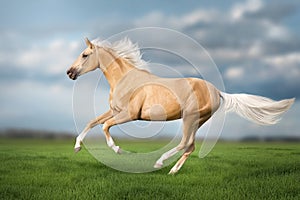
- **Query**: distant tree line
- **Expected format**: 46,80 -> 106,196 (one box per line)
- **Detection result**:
240,136 -> 300,142
0,129 -> 73,139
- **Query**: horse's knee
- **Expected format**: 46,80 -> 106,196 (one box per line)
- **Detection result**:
88,119 -> 99,129
184,143 -> 195,156
176,143 -> 187,151
187,143 -> 195,153
102,123 -> 108,133
86,123 -> 93,130
177,139 -> 192,149
102,118 -> 116,133
188,141 -> 195,148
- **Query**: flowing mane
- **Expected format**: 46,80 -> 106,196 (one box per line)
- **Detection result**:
92,37 -> 147,68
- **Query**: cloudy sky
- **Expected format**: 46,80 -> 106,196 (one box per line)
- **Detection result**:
0,0 -> 299,140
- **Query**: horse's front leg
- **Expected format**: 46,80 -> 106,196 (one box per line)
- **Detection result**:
74,110 -> 113,152
102,111 -> 133,154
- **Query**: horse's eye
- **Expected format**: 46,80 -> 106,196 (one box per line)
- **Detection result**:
82,54 -> 88,58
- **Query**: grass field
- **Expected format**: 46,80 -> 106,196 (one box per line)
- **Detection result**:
0,138 -> 299,200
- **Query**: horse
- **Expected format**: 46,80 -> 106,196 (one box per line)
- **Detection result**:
67,37 -> 295,174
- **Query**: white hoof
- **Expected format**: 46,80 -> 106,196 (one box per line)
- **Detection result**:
74,147 -> 81,153
116,146 -> 122,154
74,137 -> 82,153
168,166 -> 178,175
112,145 -> 122,154
168,170 -> 177,175
154,162 -> 163,169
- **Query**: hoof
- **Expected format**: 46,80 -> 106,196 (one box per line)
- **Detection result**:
74,147 -> 81,153
154,163 -> 163,169
112,146 -> 122,154
116,147 -> 122,154
168,166 -> 179,175
168,170 -> 177,175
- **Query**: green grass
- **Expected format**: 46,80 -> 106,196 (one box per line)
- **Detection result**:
0,138 -> 300,200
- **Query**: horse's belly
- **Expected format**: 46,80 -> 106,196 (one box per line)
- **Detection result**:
141,104 -> 181,121
139,85 -> 182,121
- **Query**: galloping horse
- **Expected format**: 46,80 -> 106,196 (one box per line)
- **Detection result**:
67,37 -> 294,174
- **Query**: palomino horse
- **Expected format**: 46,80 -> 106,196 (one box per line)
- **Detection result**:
67,37 -> 294,174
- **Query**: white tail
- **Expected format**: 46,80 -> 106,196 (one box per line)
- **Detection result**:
220,92 -> 295,125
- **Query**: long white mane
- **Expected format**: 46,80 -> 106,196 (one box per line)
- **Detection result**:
92,37 -> 147,68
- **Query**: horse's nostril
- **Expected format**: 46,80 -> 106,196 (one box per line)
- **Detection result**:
67,69 -> 72,75
66,67 -> 79,80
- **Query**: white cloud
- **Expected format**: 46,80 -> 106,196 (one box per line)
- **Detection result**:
225,67 -> 244,79
210,48 -> 243,61
248,41 -> 263,57
263,52 -> 300,79
134,11 -> 170,27
262,20 -> 291,40
180,9 -> 219,26
264,52 -> 300,67
46,40 -> 81,74
230,0 -> 263,21
208,44 -> 263,64
10,39 -> 81,75
134,9 -> 219,29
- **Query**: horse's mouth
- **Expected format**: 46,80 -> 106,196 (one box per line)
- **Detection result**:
67,68 -> 79,80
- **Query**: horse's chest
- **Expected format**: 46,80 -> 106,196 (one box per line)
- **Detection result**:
111,87 -> 134,112
110,71 -> 154,112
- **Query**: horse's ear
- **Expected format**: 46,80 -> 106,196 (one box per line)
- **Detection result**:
85,37 -> 94,49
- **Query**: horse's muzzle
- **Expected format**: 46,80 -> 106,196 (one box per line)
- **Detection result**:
67,68 -> 79,80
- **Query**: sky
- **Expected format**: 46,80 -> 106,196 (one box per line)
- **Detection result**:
0,0 -> 299,140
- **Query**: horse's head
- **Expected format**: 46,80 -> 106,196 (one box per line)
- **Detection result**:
67,38 -> 99,80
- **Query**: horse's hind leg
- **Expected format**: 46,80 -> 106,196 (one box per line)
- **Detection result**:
154,114 -> 199,169
154,146 -> 181,169
168,142 -> 195,174
74,110 -> 113,152
168,114 -> 211,174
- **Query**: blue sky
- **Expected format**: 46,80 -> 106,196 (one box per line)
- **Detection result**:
0,0 -> 299,140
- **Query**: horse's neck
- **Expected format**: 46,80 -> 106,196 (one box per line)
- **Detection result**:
100,49 -> 136,91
